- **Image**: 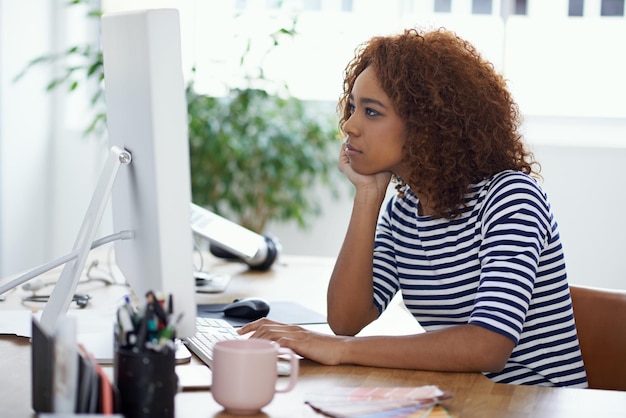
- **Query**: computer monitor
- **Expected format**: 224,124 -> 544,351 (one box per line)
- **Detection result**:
100,8 -> 196,337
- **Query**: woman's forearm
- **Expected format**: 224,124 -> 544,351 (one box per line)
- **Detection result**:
327,188 -> 387,335
338,324 -> 515,373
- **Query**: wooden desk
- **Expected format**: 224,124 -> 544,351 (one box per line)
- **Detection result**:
2,253 -> 625,417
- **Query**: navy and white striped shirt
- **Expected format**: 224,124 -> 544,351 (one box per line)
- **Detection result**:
372,170 -> 588,387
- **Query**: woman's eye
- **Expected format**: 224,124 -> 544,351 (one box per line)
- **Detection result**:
365,108 -> 380,117
348,103 -> 380,117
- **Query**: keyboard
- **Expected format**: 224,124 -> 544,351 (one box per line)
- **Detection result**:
185,317 -> 292,376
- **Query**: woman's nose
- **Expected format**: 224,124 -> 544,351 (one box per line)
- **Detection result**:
342,114 -> 359,137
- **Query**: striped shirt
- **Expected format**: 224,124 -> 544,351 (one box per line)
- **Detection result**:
372,170 -> 588,387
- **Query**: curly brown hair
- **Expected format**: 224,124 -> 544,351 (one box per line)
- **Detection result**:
338,28 -> 540,218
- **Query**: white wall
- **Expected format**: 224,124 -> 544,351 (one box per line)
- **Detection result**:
0,0 -> 106,278
1,1 -> 625,292
0,0 -> 53,276
536,142 -> 626,289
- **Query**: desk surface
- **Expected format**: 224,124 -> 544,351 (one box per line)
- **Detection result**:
2,252 -> 625,417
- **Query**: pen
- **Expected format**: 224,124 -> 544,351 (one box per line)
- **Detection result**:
134,307 -> 150,351
155,313 -> 183,351
116,304 -> 135,347
146,290 -> 168,327
122,295 -> 138,326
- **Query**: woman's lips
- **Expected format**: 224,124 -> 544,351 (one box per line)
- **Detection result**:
345,143 -> 361,157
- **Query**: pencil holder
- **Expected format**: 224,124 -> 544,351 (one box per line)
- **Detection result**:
114,347 -> 177,418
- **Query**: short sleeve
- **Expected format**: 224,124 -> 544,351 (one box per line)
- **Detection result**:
470,173 -> 552,344
372,197 -> 402,314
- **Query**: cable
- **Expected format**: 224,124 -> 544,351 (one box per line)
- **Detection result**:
22,293 -> 92,309
0,230 -> 134,295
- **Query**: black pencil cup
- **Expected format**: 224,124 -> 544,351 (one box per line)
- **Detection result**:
114,347 -> 177,418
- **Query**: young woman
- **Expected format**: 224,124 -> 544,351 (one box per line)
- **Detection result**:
239,28 -> 588,387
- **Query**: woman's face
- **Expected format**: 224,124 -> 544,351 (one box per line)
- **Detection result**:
342,66 -> 407,177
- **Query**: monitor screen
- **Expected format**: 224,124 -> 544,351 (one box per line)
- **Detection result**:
101,8 -> 196,337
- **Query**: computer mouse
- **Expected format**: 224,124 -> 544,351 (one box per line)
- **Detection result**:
222,298 -> 270,320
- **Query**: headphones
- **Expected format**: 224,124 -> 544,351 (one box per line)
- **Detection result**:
209,234 -> 280,271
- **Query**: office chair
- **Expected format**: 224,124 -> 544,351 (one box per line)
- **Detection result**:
569,284 -> 626,391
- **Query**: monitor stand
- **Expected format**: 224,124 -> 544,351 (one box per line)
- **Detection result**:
39,146 -> 131,335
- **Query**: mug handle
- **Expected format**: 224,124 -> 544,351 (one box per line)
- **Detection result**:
275,347 -> 299,393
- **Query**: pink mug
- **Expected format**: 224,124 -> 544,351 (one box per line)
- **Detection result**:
211,339 -> 299,414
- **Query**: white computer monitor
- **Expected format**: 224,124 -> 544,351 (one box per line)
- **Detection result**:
100,8 -> 196,337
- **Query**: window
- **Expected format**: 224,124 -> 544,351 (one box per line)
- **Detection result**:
235,0 -> 247,11
569,0 -> 584,16
472,0 -> 493,14
303,0 -> 322,11
601,0 -> 625,16
514,0 -> 527,15
569,0 -> 624,16
434,0 -> 452,13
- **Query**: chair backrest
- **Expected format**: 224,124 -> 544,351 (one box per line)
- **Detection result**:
569,284 -> 626,391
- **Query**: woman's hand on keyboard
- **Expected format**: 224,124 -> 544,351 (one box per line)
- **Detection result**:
238,318 -> 350,366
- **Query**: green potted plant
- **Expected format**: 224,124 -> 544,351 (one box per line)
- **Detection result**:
187,83 -> 339,233
16,1 -> 342,235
